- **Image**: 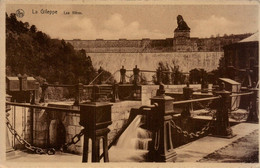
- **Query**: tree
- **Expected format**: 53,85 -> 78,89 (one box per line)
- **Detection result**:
6,13 -> 97,85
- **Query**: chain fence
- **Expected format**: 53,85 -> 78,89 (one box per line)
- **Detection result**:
170,115 -> 215,139
6,112 -> 85,155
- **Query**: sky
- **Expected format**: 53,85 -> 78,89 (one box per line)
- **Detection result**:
6,3 -> 259,40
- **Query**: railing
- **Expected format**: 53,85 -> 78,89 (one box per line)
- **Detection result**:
89,71 -> 104,85
123,83 -> 258,162
6,81 -> 258,162
6,100 -> 113,162
172,96 -> 220,105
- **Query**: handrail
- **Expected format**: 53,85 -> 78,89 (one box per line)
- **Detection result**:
166,92 -> 213,96
172,96 -> 220,105
47,84 -> 74,87
230,92 -> 253,97
89,71 -> 104,85
104,70 -> 120,83
6,102 -> 80,113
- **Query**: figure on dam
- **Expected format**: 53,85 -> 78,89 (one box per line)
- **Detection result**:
120,66 -> 126,84
175,15 -> 190,31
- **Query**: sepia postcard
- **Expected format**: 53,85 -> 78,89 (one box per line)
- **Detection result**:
0,0 -> 259,167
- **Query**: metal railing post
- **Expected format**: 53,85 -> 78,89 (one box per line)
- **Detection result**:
181,83 -> 193,118
74,82 -> 83,106
148,84 -> 177,162
247,88 -> 259,122
213,83 -> 234,138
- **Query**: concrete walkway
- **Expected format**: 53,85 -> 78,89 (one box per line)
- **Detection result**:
174,122 -> 259,162
4,123 -> 258,163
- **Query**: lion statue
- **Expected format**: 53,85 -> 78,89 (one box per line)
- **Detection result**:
175,15 -> 190,31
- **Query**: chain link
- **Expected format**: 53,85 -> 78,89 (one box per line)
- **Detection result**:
6,113 -> 85,155
170,111 -> 216,139
6,115 -> 55,155
229,112 -> 248,121
60,129 -> 85,152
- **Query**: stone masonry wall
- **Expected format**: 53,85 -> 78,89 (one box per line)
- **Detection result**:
108,101 -> 142,145
33,101 -> 142,154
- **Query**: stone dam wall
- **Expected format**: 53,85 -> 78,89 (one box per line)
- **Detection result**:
88,52 -> 223,81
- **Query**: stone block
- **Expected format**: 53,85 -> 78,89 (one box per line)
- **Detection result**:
34,139 -> 46,147
75,116 -> 80,126
35,131 -> 47,140
111,112 -> 120,120
66,134 -> 73,142
66,116 -> 73,126
114,120 -> 124,130
75,126 -> 82,134
67,116 -> 79,126
35,122 -> 48,131
75,145 -> 83,154
67,112 -> 75,116
67,126 -> 76,135
67,144 -> 76,152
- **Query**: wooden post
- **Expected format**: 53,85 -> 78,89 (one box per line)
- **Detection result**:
79,102 -> 112,162
148,84 -> 177,162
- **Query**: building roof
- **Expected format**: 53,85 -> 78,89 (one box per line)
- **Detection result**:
238,32 -> 259,43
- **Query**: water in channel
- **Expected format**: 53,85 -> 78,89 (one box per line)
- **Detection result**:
109,115 -> 152,162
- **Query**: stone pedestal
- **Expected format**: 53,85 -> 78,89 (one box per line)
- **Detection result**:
174,30 -> 190,38
80,102 -> 112,162
148,85 -> 177,162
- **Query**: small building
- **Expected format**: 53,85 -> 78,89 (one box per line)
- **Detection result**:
223,32 -> 259,87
